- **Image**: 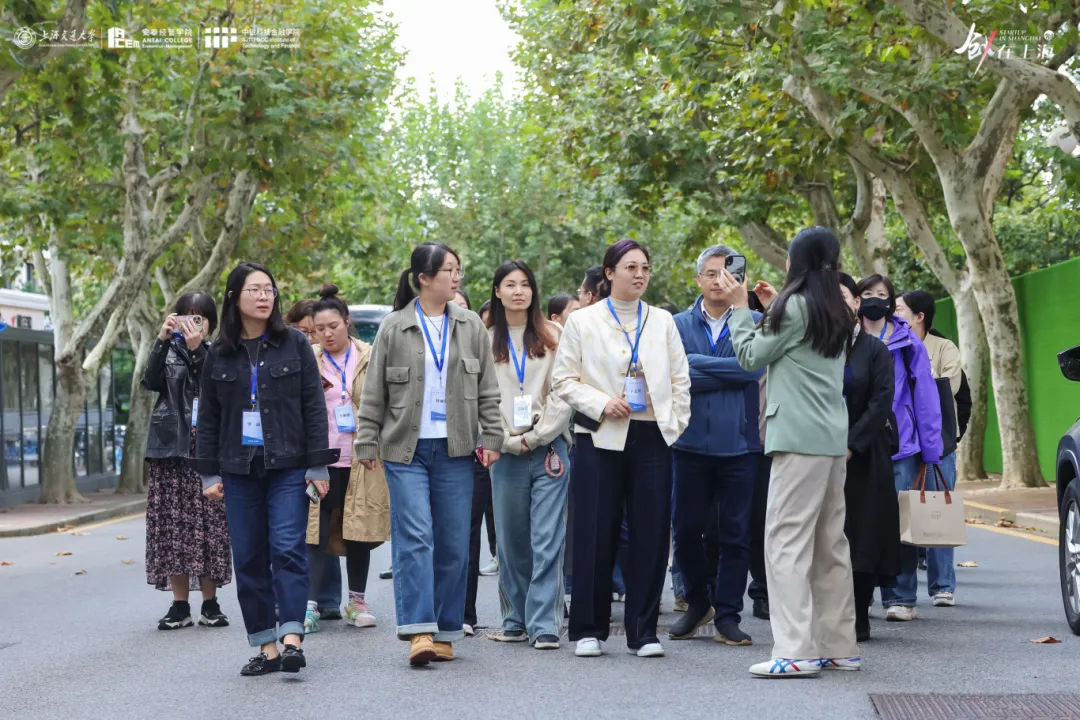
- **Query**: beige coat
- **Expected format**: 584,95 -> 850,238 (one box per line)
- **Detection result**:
306,339 -> 390,550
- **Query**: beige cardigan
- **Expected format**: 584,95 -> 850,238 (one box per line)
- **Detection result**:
552,299 -> 691,450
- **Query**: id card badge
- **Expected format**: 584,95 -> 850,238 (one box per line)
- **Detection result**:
624,376 -> 647,413
430,389 -> 447,422
241,411 -> 264,446
335,404 -> 357,433
513,394 -> 533,429
191,398 -> 199,428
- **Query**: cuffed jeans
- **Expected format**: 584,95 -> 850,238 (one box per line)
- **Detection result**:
882,452 -> 958,607
569,422 -> 672,650
491,438 -> 570,641
673,451 -> 757,625
384,438 -> 473,642
221,463 -> 309,647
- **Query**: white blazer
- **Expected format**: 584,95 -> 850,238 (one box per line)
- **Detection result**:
552,299 -> 691,451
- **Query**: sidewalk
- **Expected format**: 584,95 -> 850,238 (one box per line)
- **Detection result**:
958,479 -> 1059,537
0,490 -> 146,538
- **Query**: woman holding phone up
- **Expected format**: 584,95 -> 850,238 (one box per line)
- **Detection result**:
553,239 -> 691,660
354,242 -> 503,667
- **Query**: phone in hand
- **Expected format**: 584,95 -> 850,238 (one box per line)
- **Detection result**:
306,482 -> 321,505
725,255 -> 747,284
172,315 -> 204,339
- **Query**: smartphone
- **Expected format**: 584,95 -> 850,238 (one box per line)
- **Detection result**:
306,482 -> 321,505
172,315 -> 203,339
725,255 -> 747,284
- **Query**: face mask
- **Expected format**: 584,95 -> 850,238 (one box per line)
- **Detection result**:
858,297 -> 889,321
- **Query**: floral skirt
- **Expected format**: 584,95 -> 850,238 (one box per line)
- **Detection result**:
145,457 -> 232,591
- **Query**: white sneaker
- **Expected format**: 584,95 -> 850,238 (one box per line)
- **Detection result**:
749,658 -> 822,678
464,624 -> 474,636
933,592 -> 955,607
612,592 -> 626,603
480,558 -> 499,576
886,605 -> 917,622
817,657 -> 862,671
632,642 -> 665,658
575,638 -> 602,657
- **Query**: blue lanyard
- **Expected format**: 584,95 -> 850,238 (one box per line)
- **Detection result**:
878,323 -> 888,341
249,333 -> 267,408
507,333 -> 527,392
699,316 -> 730,354
325,343 -> 352,403
416,300 -> 449,377
607,299 -> 643,372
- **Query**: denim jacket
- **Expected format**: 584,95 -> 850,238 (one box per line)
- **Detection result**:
194,327 -> 339,478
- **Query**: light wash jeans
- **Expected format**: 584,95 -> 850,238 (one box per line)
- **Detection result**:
384,439 -> 474,642
490,437 -> 570,642
882,452 -> 958,607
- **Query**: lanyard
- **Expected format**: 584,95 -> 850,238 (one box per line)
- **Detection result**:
699,316 -> 730,354
249,333 -> 267,409
417,300 -> 449,378
507,333 -> 527,393
878,323 -> 888,341
325,343 -> 352,404
607,299 -> 643,372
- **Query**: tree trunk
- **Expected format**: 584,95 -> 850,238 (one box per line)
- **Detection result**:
953,289 -> 988,482
116,315 -> 157,494
865,177 -> 890,276
39,359 -> 90,504
943,182 -> 1045,488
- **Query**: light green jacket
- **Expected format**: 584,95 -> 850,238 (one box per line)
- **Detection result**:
728,297 -> 847,457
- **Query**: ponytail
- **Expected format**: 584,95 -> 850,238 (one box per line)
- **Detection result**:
393,269 -> 416,311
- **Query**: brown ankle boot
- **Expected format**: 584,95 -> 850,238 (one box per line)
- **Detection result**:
432,640 -> 454,662
409,633 -> 437,666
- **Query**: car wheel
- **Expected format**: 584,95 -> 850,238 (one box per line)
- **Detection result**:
1061,480 -> 1080,635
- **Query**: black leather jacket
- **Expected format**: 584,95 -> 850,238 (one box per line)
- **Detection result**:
141,338 -> 207,459
194,327 -> 338,476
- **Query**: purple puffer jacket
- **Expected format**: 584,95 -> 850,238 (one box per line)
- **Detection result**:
882,316 -> 943,464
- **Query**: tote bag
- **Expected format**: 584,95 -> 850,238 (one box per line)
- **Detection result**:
898,463 -> 967,548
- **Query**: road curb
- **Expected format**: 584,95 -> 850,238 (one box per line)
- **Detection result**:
963,498 -> 1058,537
0,499 -> 147,539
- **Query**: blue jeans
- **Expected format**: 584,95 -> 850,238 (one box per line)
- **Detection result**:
490,438 -> 570,641
672,450 -> 757,625
384,439 -> 473,642
882,452 -> 958,607
221,463 -> 309,647
313,547 -> 342,613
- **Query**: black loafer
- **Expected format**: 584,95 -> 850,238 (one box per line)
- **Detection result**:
668,604 -> 715,640
280,644 -> 306,673
240,653 -> 281,676
752,598 -> 770,621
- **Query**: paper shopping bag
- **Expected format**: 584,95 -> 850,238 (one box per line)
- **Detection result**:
898,464 -> 967,548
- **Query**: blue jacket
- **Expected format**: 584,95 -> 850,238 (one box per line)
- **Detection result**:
673,297 -> 764,457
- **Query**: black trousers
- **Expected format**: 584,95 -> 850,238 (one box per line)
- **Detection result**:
569,423 -> 672,649
747,454 -> 771,602
465,459 -> 493,627
307,467 -> 380,599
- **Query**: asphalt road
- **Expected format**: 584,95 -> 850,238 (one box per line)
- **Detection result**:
1,516 -> 1076,720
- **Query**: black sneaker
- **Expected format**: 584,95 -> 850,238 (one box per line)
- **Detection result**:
198,598 -> 229,627
320,607 -> 343,621
668,604 -> 715,640
714,621 -> 752,646
280,644 -> 306,673
856,619 -> 870,643
379,566 -> 393,580
157,601 -> 193,630
753,597 -> 770,621
240,653 -> 281,676
534,634 -> 561,650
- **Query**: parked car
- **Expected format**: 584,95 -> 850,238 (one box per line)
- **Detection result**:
349,304 -> 392,344
1056,345 -> 1080,635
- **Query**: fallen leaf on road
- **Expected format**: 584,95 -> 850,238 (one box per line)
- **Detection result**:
964,518 -> 986,525
996,518 -> 1017,528
71,532 -> 90,537
54,524 -> 75,532
957,561 -> 978,568
1,561 -> 12,566
74,569 -> 87,575
121,560 -> 136,565
49,562 -> 56,565
1031,636 -> 1061,644
115,535 -> 128,541
55,551 -> 72,557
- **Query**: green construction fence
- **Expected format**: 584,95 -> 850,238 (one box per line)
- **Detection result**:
932,256 -> 1080,482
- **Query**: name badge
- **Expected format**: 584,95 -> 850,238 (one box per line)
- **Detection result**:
430,389 -> 447,422
335,404 -> 357,433
624,376 -> 647,413
513,394 -> 533,429
241,410 -> 264,446
191,398 -> 199,428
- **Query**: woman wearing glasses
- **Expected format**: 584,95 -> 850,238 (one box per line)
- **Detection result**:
553,239 -> 691,659
355,242 -> 503,666
196,262 -> 338,676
